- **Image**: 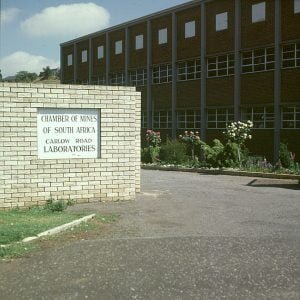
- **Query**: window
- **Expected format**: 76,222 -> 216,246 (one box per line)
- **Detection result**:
67,54 -> 73,66
110,71 -> 125,85
177,58 -> 201,81
141,112 -> 148,128
241,107 -> 274,128
91,74 -> 106,85
129,68 -> 147,86
216,12 -> 228,31
282,106 -> 300,129
207,108 -> 234,129
242,47 -> 275,73
115,40 -> 123,55
152,64 -> 172,84
185,21 -> 195,38
295,0 -> 300,13
153,111 -> 172,129
81,50 -> 87,63
177,110 -> 201,129
282,43 -> 300,69
135,34 -> 144,50
97,46 -> 104,59
158,28 -> 168,44
252,2 -> 266,23
207,54 -> 234,77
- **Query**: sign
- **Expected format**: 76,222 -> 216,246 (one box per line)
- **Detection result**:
37,108 -> 100,159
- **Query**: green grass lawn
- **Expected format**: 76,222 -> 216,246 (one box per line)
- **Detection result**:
0,208 -> 118,259
0,209 -> 86,245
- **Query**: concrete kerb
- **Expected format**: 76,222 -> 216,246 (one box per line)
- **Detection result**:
22,214 -> 96,243
142,165 -> 300,183
0,214 -> 96,246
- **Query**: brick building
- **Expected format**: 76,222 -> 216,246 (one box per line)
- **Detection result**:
60,0 -> 300,161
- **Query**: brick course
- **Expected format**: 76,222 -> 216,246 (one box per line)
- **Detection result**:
0,83 -> 141,209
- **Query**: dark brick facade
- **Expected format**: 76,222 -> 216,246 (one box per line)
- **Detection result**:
61,0 -> 300,160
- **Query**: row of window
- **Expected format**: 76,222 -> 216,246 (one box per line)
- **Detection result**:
141,106 -> 300,129
90,43 -> 298,86
68,42 -> 299,83
66,0 -> 300,66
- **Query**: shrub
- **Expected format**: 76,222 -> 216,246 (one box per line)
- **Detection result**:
279,143 -> 295,168
145,130 -> 161,147
179,131 -> 201,160
160,139 -> 189,165
200,139 -> 224,168
44,198 -> 74,212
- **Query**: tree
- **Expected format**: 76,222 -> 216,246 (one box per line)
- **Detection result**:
0,69 -> 2,82
40,66 -> 51,79
15,71 -> 37,82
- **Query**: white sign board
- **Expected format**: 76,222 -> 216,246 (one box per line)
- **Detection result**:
37,108 -> 100,159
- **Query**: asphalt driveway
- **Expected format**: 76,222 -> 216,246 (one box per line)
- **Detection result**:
0,170 -> 299,299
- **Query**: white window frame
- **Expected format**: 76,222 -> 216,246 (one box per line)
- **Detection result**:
152,64 -> 172,84
177,58 -> 201,81
115,40 -> 123,55
207,54 -> 234,77
129,68 -> 147,86
135,34 -> 144,50
153,111 -> 172,129
177,110 -> 201,129
282,43 -> 300,69
158,28 -> 168,45
185,21 -> 196,38
242,47 -> 275,73
216,12 -> 228,31
252,2 -> 266,23
295,0 -> 300,13
282,106 -> 300,129
110,71 -> 125,86
81,50 -> 87,63
241,107 -> 274,129
207,108 -> 234,129
97,46 -> 104,59
91,74 -> 106,85
141,111 -> 148,128
67,54 -> 73,66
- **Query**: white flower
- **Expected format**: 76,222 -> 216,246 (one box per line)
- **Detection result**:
248,135 -> 252,139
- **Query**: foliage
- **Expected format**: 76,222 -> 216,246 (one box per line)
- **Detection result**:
179,131 -> 201,146
145,130 -> 161,147
141,148 -> 152,163
15,71 -> 38,82
179,131 -> 201,160
0,69 -> 2,82
200,139 -> 224,168
44,198 -> 74,212
40,66 -> 52,79
279,143 -> 295,169
144,130 -> 161,163
160,139 -> 189,165
223,120 -> 253,145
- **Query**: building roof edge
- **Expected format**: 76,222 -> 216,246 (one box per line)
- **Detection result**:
60,0 -> 205,47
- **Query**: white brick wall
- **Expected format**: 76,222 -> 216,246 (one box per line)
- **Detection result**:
0,83 -> 141,209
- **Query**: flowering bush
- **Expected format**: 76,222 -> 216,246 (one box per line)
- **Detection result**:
179,131 -> 201,160
179,131 -> 201,146
146,130 -> 161,147
223,120 -> 253,145
223,120 -> 253,166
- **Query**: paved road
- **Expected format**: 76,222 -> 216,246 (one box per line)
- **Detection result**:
0,170 -> 299,299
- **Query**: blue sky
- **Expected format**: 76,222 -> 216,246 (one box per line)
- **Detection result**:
0,0 -> 190,77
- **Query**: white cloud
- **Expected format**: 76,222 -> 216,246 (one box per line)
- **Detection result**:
0,51 -> 59,77
20,3 -> 110,39
0,8 -> 20,25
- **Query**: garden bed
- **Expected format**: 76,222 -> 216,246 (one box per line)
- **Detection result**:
142,164 -> 300,182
